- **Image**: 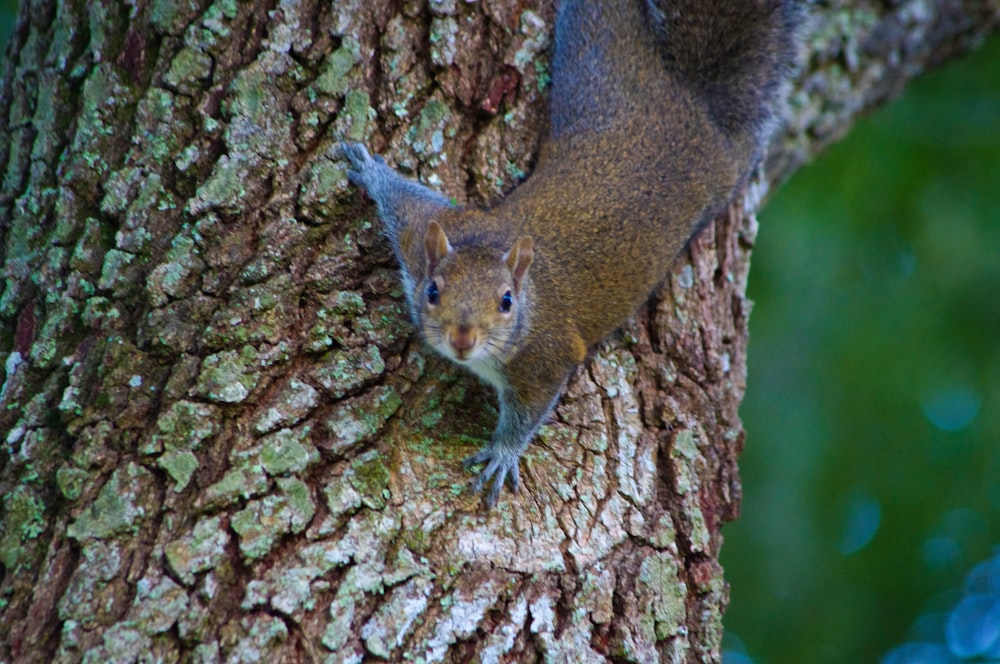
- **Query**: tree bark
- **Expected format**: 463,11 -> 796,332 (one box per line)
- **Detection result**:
0,1 -> 996,662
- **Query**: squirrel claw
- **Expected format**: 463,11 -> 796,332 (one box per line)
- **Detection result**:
346,169 -> 364,189
341,142 -> 391,197
341,142 -> 376,194
338,141 -> 369,164
463,450 -> 521,509
339,141 -> 385,169
462,449 -> 490,470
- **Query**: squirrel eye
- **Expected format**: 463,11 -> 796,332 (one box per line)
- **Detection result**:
426,281 -> 440,306
499,290 -> 513,313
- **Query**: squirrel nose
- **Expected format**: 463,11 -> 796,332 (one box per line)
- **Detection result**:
449,325 -> 477,357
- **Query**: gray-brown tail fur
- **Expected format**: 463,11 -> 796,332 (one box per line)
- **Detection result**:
649,0 -> 800,139
549,0 -> 800,144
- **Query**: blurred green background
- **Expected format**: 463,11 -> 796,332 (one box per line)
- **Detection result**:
722,33 -> 1000,664
0,0 -> 12,57
1,5 -> 997,664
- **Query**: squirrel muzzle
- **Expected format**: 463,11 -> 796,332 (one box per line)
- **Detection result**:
447,325 -> 478,361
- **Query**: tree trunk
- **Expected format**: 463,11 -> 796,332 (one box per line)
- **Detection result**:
0,1 -> 996,662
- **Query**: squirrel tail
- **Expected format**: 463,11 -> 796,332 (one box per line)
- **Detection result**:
651,0 -> 801,142
549,0 -> 799,147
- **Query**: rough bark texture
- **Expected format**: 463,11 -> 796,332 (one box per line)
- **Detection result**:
0,0 -> 997,662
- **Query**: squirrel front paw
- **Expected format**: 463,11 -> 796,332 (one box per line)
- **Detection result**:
463,445 -> 522,509
339,141 -> 386,193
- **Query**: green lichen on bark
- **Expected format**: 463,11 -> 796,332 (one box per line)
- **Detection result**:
347,449 -> 392,510
164,515 -> 231,586
257,425 -> 320,475
194,346 -> 261,403
66,463 -> 157,542
312,37 -> 363,99
199,466 -> 270,511
313,344 -> 386,398
231,477 -> 316,560
149,400 -> 221,453
253,378 -> 320,434
0,487 -> 47,571
671,429 -> 712,554
638,552 -> 688,642
324,384 -> 404,453
157,449 -> 199,491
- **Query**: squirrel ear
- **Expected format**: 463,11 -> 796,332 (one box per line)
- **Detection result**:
504,236 -> 533,294
424,220 -> 452,274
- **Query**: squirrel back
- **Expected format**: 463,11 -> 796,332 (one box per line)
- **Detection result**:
344,0 -> 799,507
491,0 -> 797,351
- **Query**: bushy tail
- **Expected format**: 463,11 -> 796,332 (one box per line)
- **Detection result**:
651,0 -> 801,141
549,0 -> 800,146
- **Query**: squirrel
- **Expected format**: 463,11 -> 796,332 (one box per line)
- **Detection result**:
342,0 -> 798,508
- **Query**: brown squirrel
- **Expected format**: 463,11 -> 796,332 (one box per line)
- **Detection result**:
343,0 -> 798,507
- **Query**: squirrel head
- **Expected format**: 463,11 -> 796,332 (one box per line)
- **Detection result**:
417,220 -> 533,367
